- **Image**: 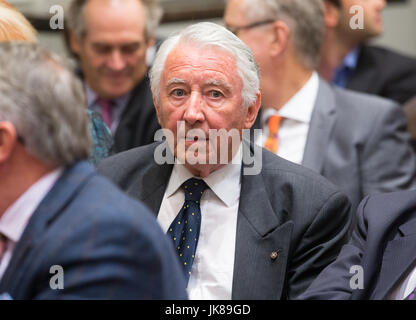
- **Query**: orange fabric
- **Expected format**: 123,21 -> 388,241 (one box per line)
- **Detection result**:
264,115 -> 283,153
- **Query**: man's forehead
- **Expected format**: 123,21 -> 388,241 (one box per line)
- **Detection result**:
165,44 -> 237,69
165,77 -> 234,89
85,0 -> 146,35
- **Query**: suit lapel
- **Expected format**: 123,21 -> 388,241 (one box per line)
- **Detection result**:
302,79 -> 337,174
132,141 -> 173,216
140,162 -> 173,216
232,144 -> 293,299
371,218 -> 416,300
0,162 -> 95,293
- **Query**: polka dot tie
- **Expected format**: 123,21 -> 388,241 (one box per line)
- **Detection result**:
167,178 -> 208,285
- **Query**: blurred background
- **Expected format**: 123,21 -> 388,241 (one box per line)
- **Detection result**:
7,0 -> 416,58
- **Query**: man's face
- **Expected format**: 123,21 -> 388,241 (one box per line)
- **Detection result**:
224,0 -> 274,106
155,43 -> 259,176
338,0 -> 386,40
71,0 -> 150,99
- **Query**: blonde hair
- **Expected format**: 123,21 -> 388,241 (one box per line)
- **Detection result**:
0,0 -> 37,42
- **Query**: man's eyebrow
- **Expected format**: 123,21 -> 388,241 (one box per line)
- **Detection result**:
165,78 -> 187,87
204,79 -> 233,91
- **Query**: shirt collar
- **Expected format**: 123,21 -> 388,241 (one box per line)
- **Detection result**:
165,144 -> 242,208
343,47 -> 361,70
85,84 -> 131,109
0,168 -> 63,243
262,71 -> 319,125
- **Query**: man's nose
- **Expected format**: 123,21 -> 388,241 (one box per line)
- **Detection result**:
376,0 -> 386,10
183,91 -> 205,125
107,50 -> 126,71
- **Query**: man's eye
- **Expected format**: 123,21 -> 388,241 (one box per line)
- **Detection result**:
209,90 -> 223,98
93,45 -> 112,54
121,44 -> 141,54
172,89 -> 186,97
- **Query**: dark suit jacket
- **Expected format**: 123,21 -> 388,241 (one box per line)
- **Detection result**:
299,190 -> 416,300
79,70 -> 160,154
112,76 -> 160,153
98,141 -> 352,299
0,162 -> 187,300
346,45 -> 416,104
254,79 -> 416,215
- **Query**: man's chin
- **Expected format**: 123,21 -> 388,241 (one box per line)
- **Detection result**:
101,82 -> 133,98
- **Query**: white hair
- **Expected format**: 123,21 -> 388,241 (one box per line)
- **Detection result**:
149,22 -> 260,109
0,42 -> 91,165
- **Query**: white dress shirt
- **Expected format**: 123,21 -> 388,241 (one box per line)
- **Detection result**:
157,145 -> 242,300
388,264 -> 416,300
0,168 -> 63,280
256,72 -> 319,164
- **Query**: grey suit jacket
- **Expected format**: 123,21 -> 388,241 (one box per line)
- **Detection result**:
299,190 -> 416,300
254,79 -> 416,215
98,141 -> 352,299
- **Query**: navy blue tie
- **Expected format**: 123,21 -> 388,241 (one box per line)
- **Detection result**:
167,178 -> 208,285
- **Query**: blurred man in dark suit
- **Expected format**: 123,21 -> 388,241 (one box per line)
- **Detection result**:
319,0 -> 416,105
300,190 -> 416,300
66,0 -> 162,153
0,42 -> 187,300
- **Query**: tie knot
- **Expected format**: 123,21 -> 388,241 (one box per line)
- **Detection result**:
96,98 -> 113,110
182,178 -> 208,202
268,115 -> 283,135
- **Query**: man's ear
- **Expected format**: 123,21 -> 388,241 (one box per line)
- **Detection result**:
324,0 -> 340,28
0,122 -> 18,164
270,20 -> 291,57
153,96 -> 163,127
244,92 -> 262,129
69,30 -> 82,55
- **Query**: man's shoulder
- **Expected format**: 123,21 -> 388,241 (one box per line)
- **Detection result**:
98,142 -> 159,179
60,161 -> 155,222
32,162 -> 187,299
260,148 -> 342,196
330,81 -> 401,113
360,189 -> 416,223
361,45 -> 416,68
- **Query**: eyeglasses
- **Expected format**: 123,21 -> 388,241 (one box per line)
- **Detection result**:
226,19 -> 275,35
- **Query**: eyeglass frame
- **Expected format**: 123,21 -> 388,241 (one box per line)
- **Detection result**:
225,19 -> 276,35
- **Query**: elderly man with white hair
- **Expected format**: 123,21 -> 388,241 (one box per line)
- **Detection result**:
98,22 -> 351,300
